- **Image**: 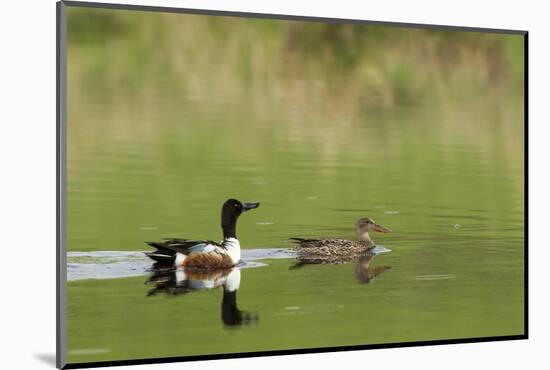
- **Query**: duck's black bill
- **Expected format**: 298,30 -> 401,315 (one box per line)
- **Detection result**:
242,202 -> 260,211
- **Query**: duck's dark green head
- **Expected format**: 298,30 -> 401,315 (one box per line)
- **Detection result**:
221,199 -> 260,238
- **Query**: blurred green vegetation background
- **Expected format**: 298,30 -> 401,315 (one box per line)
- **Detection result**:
66,7 -> 524,252
68,7 -> 523,110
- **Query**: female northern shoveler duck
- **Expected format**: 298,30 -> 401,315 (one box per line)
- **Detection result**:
289,217 -> 391,261
145,199 -> 260,269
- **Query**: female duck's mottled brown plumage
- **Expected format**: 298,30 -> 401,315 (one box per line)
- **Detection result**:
289,218 -> 392,262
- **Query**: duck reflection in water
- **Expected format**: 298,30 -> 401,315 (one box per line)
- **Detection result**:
146,265 -> 258,327
355,253 -> 392,284
290,251 -> 392,284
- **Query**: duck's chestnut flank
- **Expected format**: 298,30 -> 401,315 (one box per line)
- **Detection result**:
182,252 -> 234,269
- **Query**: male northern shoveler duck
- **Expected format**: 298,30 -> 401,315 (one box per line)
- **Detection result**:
289,217 -> 391,261
145,199 -> 260,269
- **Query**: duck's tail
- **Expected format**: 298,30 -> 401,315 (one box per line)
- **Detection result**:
145,252 -> 173,263
289,237 -> 306,243
144,242 -> 180,264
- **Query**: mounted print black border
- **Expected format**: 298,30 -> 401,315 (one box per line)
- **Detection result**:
56,1 -> 529,369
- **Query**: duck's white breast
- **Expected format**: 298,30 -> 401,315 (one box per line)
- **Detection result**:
222,237 -> 241,263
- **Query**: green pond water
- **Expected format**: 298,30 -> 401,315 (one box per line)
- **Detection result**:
65,6 -> 525,365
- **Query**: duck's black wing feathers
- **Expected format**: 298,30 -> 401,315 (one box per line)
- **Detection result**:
145,239 -> 221,264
